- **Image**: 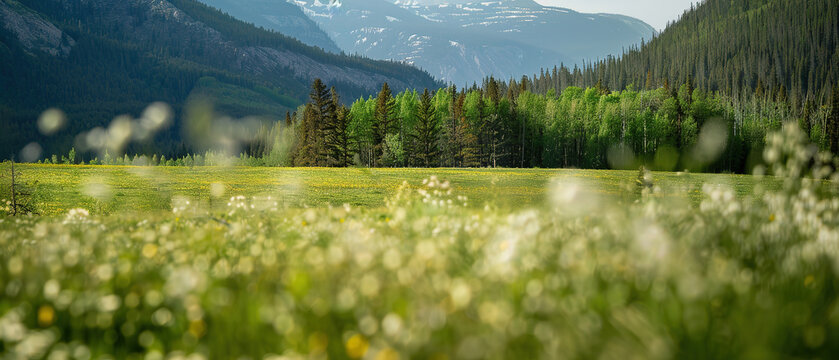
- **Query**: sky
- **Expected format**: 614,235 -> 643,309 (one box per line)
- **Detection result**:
535,0 -> 699,31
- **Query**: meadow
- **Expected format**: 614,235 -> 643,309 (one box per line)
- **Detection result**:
19,164 -> 775,216
1,126 -> 837,359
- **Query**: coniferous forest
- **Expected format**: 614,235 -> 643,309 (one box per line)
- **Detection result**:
523,0 -> 838,104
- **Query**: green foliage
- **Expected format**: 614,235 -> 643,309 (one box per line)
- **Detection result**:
66,147 -> 76,165
381,133 -> 405,167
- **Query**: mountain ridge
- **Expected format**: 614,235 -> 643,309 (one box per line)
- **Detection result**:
209,0 -> 655,85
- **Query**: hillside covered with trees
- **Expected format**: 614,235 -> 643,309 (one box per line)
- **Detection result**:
518,0 -> 837,105
0,0 -> 438,159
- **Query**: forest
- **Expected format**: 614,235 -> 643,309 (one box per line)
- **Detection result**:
528,0 -> 839,104
263,78 -> 839,173
55,77 -> 838,175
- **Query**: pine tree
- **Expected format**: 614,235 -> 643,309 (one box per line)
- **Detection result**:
801,98 -> 813,138
458,112 -> 480,168
645,70 -> 653,90
829,85 -> 839,154
284,112 -> 293,128
325,88 -> 351,167
310,79 -> 334,166
411,89 -> 441,167
755,79 -> 765,99
293,104 -> 319,166
487,77 -> 501,106
373,82 -> 398,166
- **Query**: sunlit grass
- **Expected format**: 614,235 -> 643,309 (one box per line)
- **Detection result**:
20,165 -> 778,216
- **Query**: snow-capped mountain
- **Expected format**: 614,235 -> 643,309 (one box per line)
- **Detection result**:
290,0 -> 655,85
199,0 -> 655,85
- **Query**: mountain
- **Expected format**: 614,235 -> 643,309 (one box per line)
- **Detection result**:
196,0 -> 341,53
287,0 -> 655,85
522,0 -> 839,103
0,0 -> 439,158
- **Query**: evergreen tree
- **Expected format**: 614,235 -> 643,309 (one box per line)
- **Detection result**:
444,90 -> 467,167
310,79 -> 334,166
801,98 -> 813,138
373,82 -> 398,166
325,88 -> 351,167
410,89 -> 441,167
293,104 -> 319,166
829,85 -> 839,154
645,70 -> 653,90
285,112 -> 293,128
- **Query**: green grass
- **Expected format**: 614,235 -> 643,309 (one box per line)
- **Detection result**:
4,125 -> 834,360
20,164 -> 778,216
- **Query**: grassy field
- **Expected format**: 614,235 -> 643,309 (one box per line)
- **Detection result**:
2,128 -> 836,359
19,164 -> 776,215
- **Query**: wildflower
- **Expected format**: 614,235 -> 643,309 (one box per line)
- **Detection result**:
345,334 -> 369,359
37,306 -> 54,327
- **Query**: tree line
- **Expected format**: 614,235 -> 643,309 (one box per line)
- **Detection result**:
244,78 -> 839,173
42,78 -> 839,174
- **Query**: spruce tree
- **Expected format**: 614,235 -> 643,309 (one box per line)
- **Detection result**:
295,104 -> 320,166
411,89 -> 440,167
829,85 -> 839,154
645,70 -> 653,90
325,88 -> 351,167
801,98 -> 813,138
373,82 -> 398,166
309,79 -> 334,166
284,112 -> 293,128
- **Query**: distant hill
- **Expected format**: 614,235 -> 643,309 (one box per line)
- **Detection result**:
197,0 -> 341,53
241,0 -> 654,85
524,0 -> 839,103
0,0 -> 439,158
